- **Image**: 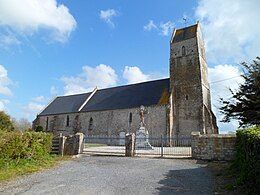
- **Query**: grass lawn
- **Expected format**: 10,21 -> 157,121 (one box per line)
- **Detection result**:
0,155 -> 71,182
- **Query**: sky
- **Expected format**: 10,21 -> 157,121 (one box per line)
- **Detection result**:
0,0 -> 259,133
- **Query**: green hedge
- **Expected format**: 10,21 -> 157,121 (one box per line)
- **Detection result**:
234,126 -> 260,193
0,131 -> 53,162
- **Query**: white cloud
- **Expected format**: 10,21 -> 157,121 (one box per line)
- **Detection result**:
99,9 -> 118,27
22,102 -> 45,120
0,34 -> 21,47
159,21 -> 175,36
0,0 -> 76,43
50,86 -> 59,95
144,20 -> 175,36
123,66 -> 151,84
0,99 -> 9,111
144,20 -> 157,31
32,96 -> 45,102
60,64 -> 166,95
0,64 -> 12,96
195,0 -> 260,63
20,97 -> 48,121
123,66 -> 167,84
0,102 -> 5,111
209,64 -> 244,133
61,64 -> 118,95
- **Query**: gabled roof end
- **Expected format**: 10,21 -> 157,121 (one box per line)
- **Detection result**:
38,96 -> 58,116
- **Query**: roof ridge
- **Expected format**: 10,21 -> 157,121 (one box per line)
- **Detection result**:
175,23 -> 198,32
56,91 -> 92,98
53,78 -> 170,98
78,87 -> 98,111
96,77 -> 169,92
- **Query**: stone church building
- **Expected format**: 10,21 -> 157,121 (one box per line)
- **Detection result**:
33,22 -> 218,137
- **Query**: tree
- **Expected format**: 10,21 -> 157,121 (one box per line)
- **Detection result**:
220,57 -> 260,127
13,118 -> 32,132
0,111 -> 14,131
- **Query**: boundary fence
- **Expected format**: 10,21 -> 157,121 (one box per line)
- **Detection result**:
84,135 -> 191,157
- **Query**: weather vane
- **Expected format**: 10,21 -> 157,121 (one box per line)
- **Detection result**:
183,17 -> 188,27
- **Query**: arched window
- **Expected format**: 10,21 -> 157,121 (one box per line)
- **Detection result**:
88,117 -> 93,131
129,112 -> 133,124
182,46 -> 186,56
66,115 -> 70,126
46,117 -> 49,130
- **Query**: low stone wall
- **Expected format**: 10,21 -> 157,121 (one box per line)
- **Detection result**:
191,132 -> 236,161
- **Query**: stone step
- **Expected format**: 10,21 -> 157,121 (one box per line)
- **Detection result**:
52,146 -> 59,149
52,145 -> 59,148
52,138 -> 60,154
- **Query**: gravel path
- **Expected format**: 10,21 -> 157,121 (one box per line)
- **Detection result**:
0,155 -> 214,195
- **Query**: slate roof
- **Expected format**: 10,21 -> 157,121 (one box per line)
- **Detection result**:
172,24 -> 197,43
38,78 -> 170,116
39,93 -> 91,116
81,78 -> 170,112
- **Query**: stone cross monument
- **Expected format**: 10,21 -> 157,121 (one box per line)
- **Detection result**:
135,105 -> 153,149
139,105 -> 146,127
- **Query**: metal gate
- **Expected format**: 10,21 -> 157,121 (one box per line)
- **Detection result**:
84,135 -> 191,158
84,136 -> 125,156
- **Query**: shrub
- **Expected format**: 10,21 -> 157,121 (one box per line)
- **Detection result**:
0,131 -> 53,162
233,126 -> 260,193
0,111 -> 14,131
35,126 -> 43,132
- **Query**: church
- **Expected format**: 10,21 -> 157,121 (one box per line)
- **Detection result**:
33,22 -> 218,137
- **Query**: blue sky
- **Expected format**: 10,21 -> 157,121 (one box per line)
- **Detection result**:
0,0 -> 259,133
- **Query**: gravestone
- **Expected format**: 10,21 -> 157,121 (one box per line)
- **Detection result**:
119,131 -> 125,146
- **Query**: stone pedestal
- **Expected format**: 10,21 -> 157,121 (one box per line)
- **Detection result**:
125,133 -> 135,157
63,133 -> 84,155
135,127 -> 153,150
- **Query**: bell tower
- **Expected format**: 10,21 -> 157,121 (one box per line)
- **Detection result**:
169,22 -> 218,136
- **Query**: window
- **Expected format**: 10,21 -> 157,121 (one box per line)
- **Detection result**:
66,115 -> 70,126
88,117 -> 93,131
182,46 -> 186,56
46,117 -> 49,131
129,112 -> 133,124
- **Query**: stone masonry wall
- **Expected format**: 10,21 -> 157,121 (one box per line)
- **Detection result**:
37,105 -> 168,137
169,24 -> 218,136
191,132 -> 236,161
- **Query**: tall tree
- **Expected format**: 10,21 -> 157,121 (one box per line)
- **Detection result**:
220,57 -> 260,127
0,111 -> 14,131
13,118 -> 32,132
